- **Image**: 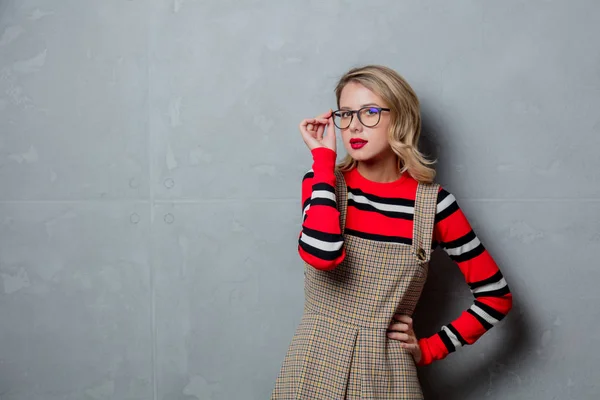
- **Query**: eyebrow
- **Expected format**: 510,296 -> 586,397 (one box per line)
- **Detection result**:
339,103 -> 382,109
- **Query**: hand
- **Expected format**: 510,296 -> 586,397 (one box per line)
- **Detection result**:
299,110 -> 336,152
387,314 -> 422,364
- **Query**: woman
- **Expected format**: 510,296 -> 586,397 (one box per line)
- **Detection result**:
272,65 -> 513,399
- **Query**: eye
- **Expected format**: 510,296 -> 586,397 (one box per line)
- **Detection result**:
366,107 -> 380,116
339,111 -> 352,118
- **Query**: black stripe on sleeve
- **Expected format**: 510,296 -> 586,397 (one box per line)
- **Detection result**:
436,188 -> 451,203
438,329 -> 456,353
302,198 -> 311,212
447,323 -> 468,346
435,190 -> 459,223
473,285 -> 511,299
312,182 -> 335,193
310,198 -> 337,209
298,240 -> 343,261
467,309 -> 494,330
301,226 -> 343,243
449,243 -> 486,263
474,300 -> 507,321
441,230 -> 477,250
469,270 -> 504,290
302,171 -> 314,181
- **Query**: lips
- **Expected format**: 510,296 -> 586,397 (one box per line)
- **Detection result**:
350,138 -> 368,149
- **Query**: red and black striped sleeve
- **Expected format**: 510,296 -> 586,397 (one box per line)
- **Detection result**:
417,187 -> 513,366
297,148 -> 346,270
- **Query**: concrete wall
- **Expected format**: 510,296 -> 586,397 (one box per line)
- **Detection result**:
0,1 -> 598,399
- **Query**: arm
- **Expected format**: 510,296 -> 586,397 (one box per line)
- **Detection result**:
417,188 -> 513,366
297,147 -> 346,270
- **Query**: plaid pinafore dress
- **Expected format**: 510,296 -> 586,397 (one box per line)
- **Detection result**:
272,170 -> 440,399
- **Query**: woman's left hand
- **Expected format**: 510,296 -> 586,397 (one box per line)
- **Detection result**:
387,314 -> 422,364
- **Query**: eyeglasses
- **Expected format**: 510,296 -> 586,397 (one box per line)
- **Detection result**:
332,106 -> 390,129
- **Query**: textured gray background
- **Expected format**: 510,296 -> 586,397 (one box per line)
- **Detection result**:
0,0 -> 598,399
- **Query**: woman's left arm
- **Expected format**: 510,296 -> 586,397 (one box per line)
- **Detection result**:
415,187 -> 513,366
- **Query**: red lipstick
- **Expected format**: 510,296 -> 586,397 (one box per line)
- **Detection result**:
350,138 -> 368,149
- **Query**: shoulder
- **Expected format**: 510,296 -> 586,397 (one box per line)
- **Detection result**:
413,178 -> 459,210
435,185 -> 455,203
434,185 -> 461,220
416,180 -> 456,204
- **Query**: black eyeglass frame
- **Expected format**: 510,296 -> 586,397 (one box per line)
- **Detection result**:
332,106 -> 391,129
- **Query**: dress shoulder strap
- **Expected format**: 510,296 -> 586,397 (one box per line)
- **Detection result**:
412,181 -> 440,264
334,169 -> 348,233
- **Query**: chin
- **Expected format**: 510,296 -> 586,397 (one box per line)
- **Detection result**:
346,150 -> 374,162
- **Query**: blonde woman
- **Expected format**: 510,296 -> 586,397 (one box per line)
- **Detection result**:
272,65 -> 513,399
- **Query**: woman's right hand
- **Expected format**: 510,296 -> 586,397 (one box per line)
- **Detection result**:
299,110 -> 337,152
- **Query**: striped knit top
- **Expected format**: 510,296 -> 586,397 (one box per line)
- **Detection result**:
298,147 -> 513,366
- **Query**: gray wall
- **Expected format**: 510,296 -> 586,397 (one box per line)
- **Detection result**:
0,0 -> 598,399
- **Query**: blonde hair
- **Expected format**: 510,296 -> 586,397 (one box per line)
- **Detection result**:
334,65 -> 436,183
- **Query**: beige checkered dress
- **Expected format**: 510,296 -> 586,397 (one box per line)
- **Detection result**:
272,170 -> 440,399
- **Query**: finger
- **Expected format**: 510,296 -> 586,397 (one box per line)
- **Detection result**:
299,125 -> 320,149
388,323 -> 409,332
299,123 -> 315,138
313,119 -> 329,137
301,119 -> 322,137
316,123 -> 325,140
400,342 -> 420,352
317,109 -> 333,119
300,132 -> 319,147
324,117 -> 336,149
387,331 -> 410,341
300,118 -> 317,129
308,118 -> 328,130
303,117 -> 328,126
393,314 -> 413,326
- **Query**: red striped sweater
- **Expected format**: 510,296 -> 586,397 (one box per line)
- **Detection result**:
298,147 -> 513,366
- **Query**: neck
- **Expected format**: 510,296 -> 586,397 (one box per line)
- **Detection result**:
356,154 -> 400,183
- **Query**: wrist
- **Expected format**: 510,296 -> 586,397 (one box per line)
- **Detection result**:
416,338 -> 433,366
311,147 -> 336,172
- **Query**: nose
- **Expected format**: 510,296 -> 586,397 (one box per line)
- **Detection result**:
348,112 -> 363,133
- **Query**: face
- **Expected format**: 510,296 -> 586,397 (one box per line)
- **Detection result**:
336,82 -> 394,164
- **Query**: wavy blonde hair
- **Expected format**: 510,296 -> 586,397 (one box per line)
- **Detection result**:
334,65 -> 436,183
